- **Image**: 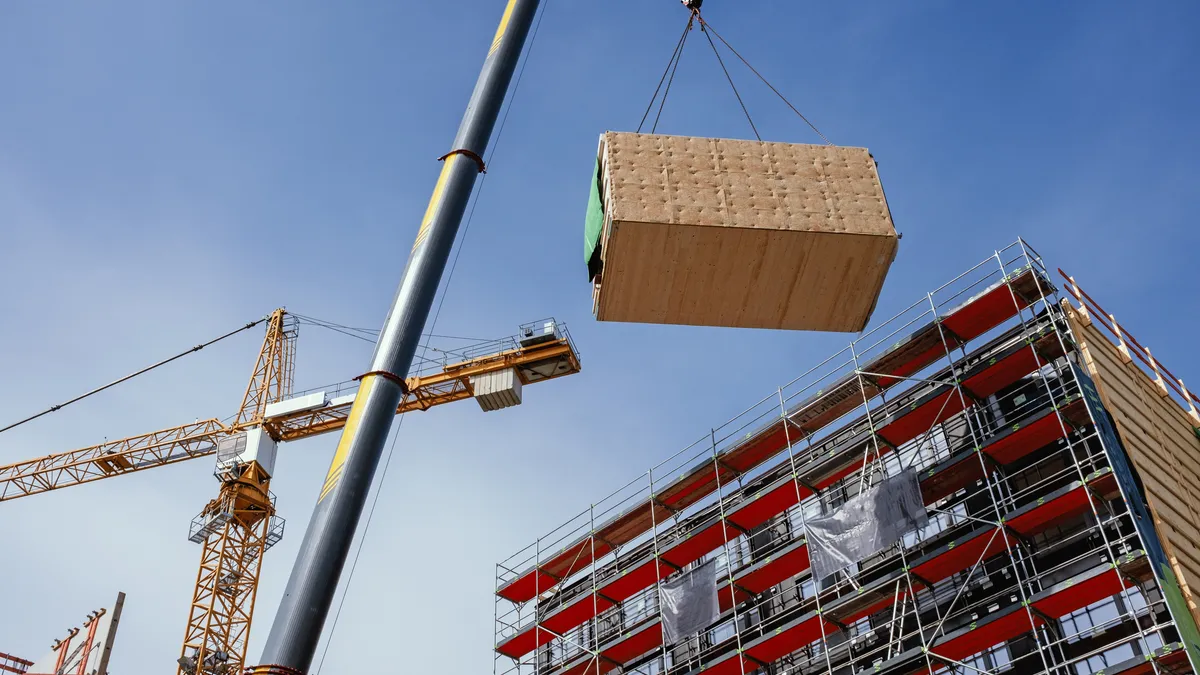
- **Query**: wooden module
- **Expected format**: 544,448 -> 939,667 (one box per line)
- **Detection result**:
1064,301 -> 1200,629
587,132 -> 899,332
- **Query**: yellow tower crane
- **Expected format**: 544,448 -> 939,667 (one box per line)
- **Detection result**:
0,309 -> 581,675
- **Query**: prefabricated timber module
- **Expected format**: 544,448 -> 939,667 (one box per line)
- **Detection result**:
494,239 -> 1200,675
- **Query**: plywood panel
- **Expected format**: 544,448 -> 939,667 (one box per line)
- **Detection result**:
592,132 -> 898,332
1066,301 -> 1200,629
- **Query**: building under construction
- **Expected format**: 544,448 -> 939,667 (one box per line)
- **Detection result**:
493,239 -> 1200,675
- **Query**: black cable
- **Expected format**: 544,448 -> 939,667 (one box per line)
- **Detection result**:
651,15 -> 694,135
302,322 -> 378,345
700,18 -> 833,145
638,14 -> 694,133
0,316 -> 267,435
699,21 -> 760,142
293,312 -> 490,342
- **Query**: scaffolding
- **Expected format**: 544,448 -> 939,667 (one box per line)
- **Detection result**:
0,653 -> 31,675
493,239 -> 1200,675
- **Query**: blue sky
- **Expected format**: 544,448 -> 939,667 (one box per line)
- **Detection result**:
1,1 -> 1198,673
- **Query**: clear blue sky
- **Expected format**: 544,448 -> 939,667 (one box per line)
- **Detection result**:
1,1 -> 1197,673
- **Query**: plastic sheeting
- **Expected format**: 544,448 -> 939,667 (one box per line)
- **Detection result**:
805,469 -> 928,581
584,156 -> 605,281
661,558 -> 719,644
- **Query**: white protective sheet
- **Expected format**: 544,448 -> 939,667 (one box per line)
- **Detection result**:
805,469 -> 928,581
661,558 -> 719,644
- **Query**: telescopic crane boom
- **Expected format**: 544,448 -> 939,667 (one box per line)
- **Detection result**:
252,2 -> 545,672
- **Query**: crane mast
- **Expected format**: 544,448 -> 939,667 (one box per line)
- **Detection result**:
254,1 -> 543,671
177,309 -> 297,675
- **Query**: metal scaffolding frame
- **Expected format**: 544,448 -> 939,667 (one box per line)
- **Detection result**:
494,240 -> 1198,675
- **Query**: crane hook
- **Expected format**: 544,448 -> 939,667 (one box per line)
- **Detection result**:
681,0 -> 702,10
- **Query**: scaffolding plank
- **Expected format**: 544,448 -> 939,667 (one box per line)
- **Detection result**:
543,596 -> 617,635
911,526 -> 1014,584
689,650 -> 758,675
920,450 -> 986,504
877,388 -> 969,448
661,520 -> 735,568
929,605 -> 1042,665
1006,469 -> 1114,536
824,574 -> 912,624
724,477 -> 809,531
498,568 -> 559,604
601,620 -> 663,666
497,624 -> 555,659
939,268 -> 1046,342
980,408 -> 1071,465
551,620 -> 664,675
743,612 -> 839,664
723,539 -> 811,609
601,559 -> 672,602
871,324 -> 958,387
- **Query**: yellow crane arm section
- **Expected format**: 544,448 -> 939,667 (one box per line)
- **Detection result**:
0,335 -> 579,501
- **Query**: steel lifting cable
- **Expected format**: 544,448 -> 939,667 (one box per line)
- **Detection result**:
696,14 -> 834,146
0,316 -> 268,436
696,16 -> 760,141
638,12 -> 696,134
311,1 -> 554,672
638,8 -> 832,146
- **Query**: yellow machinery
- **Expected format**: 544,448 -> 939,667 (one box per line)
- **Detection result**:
0,309 -> 581,674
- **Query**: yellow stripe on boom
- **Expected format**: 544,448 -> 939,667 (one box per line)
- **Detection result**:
489,0 -> 518,56
413,157 -> 457,252
318,375 -> 376,503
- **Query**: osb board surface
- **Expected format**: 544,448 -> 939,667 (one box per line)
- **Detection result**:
597,220 -> 895,331
602,132 -> 896,236
1066,303 -> 1200,626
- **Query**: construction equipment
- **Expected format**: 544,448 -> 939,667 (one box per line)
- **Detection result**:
0,310 -> 581,675
252,2 -> 546,672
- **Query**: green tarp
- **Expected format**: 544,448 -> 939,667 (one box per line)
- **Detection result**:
584,156 -> 605,281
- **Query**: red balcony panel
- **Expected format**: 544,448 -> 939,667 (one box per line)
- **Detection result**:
661,521 -> 735,568
698,652 -> 759,675
911,527 -> 1014,584
920,452 -> 986,504
981,412 -> 1068,465
601,559 -> 671,602
498,568 -> 560,604
940,272 -> 1038,343
744,614 -> 840,664
739,542 -> 811,595
1005,471 -> 1115,537
657,464 -> 733,511
545,540 -> 615,585
878,389 -> 969,448
543,596 -> 617,634
723,422 -> 792,473
876,340 -> 958,387
931,607 -> 1041,664
496,625 -> 555,659
962,348 -> 1040,399
1032,568 -> 1129,619
602,620 -> 664,664
726,479 -> 809,531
